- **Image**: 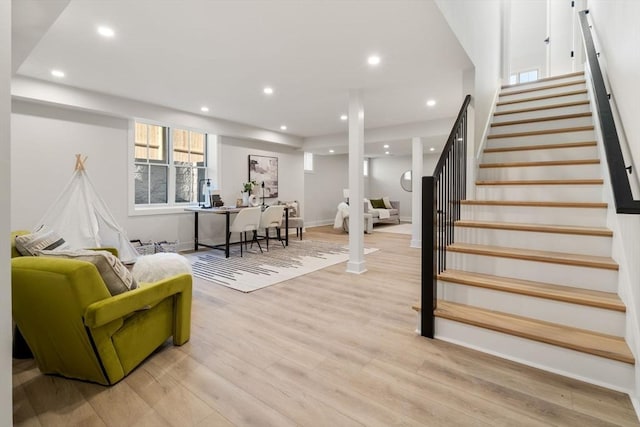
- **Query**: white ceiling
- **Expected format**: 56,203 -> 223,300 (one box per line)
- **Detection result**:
13,0 -> 472,154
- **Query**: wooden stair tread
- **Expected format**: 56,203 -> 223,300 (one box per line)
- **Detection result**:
497,89 -> 588,107
493,100 -> 590,117
500,80 -> 586,97
455,219 -> 612,236
501,72 -> 584,89
491,112 -> 592,127
488,126 -> 594,139
447,242 -> 619,270
460,200 -> 607,208
484,140 -> 596,153
434,300 -> 634,364
476,179 -> 603,186
438,270 -> 624,311
479,159 -> 600,168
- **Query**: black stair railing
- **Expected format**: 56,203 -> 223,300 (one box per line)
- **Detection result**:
579,10 -> 640,214
421,94 -> 471,338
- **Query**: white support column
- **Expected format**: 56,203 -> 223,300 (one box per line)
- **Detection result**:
347,90 -> 366,274
411,137 -> 423,248
0,0 -> 11,423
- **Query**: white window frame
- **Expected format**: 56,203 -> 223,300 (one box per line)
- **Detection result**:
128,120 -> 219,216
363,158 -> 369,177
509,68 -> 539,85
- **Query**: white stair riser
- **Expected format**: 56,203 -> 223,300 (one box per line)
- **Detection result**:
496,93 -> 588,113
501,75 -> 585,93
487,130 -> 595,149
489,116 -> 593,136
499,82 -> 586,102
460,204 -> 608,227
445,251 -> 618,291
437,281 -> 625,336
454,226 -> 612,257
482,145 -> 598,163
434,319 -> 634,393
475,184 -> 603,202
492,103 -> 591,123
477,163 -> 601,181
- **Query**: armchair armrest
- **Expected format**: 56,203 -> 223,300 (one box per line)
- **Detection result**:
84,273 -> 191,328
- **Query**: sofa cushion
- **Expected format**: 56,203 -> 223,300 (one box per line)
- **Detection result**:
14,226 -> 71,256
383,197 -> 393,209
40,249 -> 138,296
370,198 -> 386,209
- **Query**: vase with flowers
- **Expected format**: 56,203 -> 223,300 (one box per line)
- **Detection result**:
241,180 -> 257,206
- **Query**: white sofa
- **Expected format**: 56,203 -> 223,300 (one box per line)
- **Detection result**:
364,200 -> 400,225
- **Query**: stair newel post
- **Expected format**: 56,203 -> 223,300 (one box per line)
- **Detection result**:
422,176 -> 436,338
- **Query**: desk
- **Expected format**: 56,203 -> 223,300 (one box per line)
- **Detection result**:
185,206 -> 289,258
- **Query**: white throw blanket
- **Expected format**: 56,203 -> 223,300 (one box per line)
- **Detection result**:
334,202 -> 350,229
372,208 -> 391,219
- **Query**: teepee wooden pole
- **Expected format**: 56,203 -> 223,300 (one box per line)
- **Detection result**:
74,154 -> 87,171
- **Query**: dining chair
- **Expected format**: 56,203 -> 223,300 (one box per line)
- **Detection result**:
259,205 -> 286,250
228,207 -> 263,257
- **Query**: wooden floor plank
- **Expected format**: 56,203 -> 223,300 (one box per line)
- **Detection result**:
12,226 -> 639,426
455,219 -> 613,236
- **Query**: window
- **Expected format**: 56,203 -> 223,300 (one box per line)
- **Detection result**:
509,69 -> 539,85
172,128 -> 206,203
132,121 -> 217,213
304,152 -> 314,172
134,123 -> 169,204
363,158 -> 369,177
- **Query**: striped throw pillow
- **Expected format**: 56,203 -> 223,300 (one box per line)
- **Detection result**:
14,227 -> 71,256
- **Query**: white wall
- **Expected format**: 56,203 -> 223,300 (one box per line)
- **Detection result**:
435,0 -> 503,162
587,0 -> 640,406
304,154 -> 350,227
11,101 -> 305,249
369,154 -> 440,222
1,0 -> 11,423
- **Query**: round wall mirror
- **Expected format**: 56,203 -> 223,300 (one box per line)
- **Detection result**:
400,170 -> 412,192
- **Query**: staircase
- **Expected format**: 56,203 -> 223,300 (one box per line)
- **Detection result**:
431,72 -> 635,392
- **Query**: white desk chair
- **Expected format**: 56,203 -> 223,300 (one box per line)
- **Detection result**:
229,207 -> 263,257
259,205 -> 286,250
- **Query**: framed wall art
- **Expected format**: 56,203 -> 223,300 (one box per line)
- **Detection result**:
248,155 -> 278,198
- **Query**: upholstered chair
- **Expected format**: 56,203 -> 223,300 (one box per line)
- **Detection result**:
259,205 -> 286,250
229,206 -> 263,256
11,230 -> 192,385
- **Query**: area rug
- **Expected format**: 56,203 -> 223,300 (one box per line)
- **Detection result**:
374,223 -> 413,235
185,240 -> 378,292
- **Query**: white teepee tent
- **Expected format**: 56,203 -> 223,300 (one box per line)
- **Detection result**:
35,155 -> 139,264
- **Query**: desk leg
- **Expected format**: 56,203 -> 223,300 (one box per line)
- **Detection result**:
194,212 -> 199,251
225,211 -> 230,258
285,213 -> 289,246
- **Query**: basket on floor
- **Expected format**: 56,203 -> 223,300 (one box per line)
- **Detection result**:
130,240 -> 156,255
155,241 -> 178,253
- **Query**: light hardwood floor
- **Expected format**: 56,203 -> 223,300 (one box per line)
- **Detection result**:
13,225 -> 639,426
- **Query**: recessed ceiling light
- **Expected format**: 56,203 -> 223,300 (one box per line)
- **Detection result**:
280,125 -> 287,131
51,69 -> 65,78
430,147 -> 435,151
263,87 -> 274,95
200,106 -> 209,112
340,114 -> 348,121
385,151 -> 390,155
383,144 -> 389,149
97,26 -> 115,38
329,149 -> 335,153
426,99 -> 436,107
367,55 -> 381,66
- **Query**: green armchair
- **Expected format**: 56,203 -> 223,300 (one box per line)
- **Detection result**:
11,230 -> 192,385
